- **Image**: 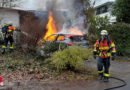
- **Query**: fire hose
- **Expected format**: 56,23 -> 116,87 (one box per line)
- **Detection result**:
104,76 -> 127,90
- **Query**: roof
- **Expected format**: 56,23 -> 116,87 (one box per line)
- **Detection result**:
95,1 -> 114,9
0,7 -> 27,12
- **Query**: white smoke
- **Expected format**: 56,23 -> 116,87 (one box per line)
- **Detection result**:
21,0 -> 88,34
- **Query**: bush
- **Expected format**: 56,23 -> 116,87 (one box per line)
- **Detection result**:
108,23 -> 130,56
47,46 -> 93,72
0,32 -> 4,44
42,42 -> 67,55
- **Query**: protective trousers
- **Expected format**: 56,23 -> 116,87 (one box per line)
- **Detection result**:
97,57 -> 110,78
2,36 -> 14,54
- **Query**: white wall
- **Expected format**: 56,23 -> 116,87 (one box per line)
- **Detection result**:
0,9 -> 20,45
0,9 -> 20,28
97,12 -> 116,23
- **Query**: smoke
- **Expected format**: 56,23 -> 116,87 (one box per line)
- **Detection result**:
23,0 -> 88,34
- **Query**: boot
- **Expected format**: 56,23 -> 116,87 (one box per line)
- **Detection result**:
98,73 -> 103,80
104,76 -> 109,82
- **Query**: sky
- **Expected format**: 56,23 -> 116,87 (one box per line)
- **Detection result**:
18,0 -> 115,10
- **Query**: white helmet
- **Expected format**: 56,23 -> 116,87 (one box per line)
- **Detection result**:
8,21 -> 13,25
101,30 -> 108,35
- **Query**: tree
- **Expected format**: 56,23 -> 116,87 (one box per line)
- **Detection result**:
0,0 -> 20,8
112,0 -> 130,23
88,16 -> 110,44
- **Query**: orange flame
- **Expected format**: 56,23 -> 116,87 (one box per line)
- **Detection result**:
44,12 -> 58,41
44,12 -> 83,41
69,28 -> 83,35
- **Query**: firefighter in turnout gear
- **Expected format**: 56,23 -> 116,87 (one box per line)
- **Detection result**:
1,23 -> 16,54
93,30 -> 116,82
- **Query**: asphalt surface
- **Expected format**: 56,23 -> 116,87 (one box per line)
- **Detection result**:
85,59 -> 130,90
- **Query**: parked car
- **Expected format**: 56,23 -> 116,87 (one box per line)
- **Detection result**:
46,34 -> 88,48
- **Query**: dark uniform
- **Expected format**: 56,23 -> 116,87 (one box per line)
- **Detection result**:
1,24 -> 15,54
93,38 -> 116,82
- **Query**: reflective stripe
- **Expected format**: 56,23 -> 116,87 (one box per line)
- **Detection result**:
93,50 -> 97,52
98,70 -> 104,73
8,30 -> 12,32
9,46 -> 14,49
112,50 -> 116,53
14,27 -> 16,30
99,52 -> 111,57
107,53 -> 111,56
2,46 -> 6,49
9,43 -> 14,49
111,43 -> 115,47
104,73 -> 110,77
99,47 -> 109,50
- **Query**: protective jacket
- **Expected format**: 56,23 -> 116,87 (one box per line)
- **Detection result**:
94,39 -> 116,58
8,26 -> 16,36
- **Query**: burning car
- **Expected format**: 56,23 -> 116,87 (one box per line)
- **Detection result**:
46,33 -> 88,48
43,11 -> 88,48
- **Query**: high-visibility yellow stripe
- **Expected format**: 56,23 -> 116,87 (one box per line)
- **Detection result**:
98,70 -> 104,73
9,43 -> 14,49
8,30 -> 12,32
14,27 -> 16,30
99,52 -> 111,57
2,46 -> 6,48
112,50 -> 116,53
99,47 -> 109,50
93,50 -> 97,52
104,73 -> 110,77
9,47 -> 14,49
111,43 -> 115,47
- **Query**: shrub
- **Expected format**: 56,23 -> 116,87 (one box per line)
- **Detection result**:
47,46 -> 93,72
42,42 -> 67,55
0,32 -> 4,44
108,23 -> 130,56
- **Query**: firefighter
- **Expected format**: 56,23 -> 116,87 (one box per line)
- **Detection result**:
1,22 -> 16,54
93,30 -> 116,82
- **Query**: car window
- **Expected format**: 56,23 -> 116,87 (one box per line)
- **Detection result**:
57,35 -> 65,41
70,36 -> 85,42
46,35 -> 57,41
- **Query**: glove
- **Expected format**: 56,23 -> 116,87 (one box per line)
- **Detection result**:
111,53 -> 116,61
93,51 -> 97,59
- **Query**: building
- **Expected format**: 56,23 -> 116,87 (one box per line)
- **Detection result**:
94,1 -> 116,23
0,7 -> 20,28
0,7 -> 47,48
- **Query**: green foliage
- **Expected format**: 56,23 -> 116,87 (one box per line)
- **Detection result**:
42,42 -> 67,55
88,16 -> 110,44
108,23 -> 130,56
112,0 -> 130,23
0,32 -> 4,44
47,46 -> 93,72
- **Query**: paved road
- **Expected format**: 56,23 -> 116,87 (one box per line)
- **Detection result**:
85,60 -> 130,90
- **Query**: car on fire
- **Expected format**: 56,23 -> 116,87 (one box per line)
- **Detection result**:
46,33 -> 88,48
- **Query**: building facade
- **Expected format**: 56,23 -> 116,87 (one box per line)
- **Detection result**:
0,8 -> 20,28
95,1 -> 116,23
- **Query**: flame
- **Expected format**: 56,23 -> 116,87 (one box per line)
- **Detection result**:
57,36 -> 65,41
69,28 -> 83,35
44,12 -> 83,41
44,12 -> 58,41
